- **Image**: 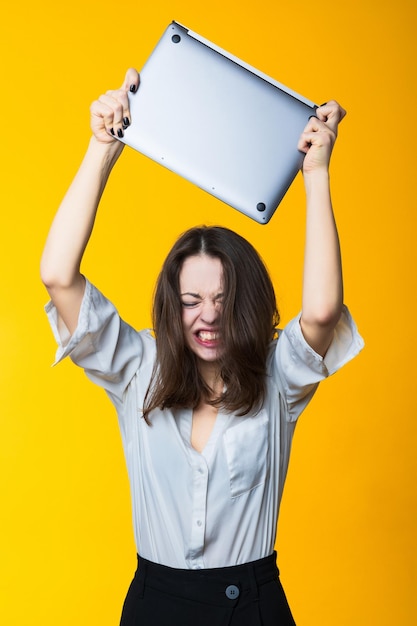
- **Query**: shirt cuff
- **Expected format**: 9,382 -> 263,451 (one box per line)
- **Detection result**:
285,304 -> 364,377
44,279 -> 93,366
323,305 -> 365,374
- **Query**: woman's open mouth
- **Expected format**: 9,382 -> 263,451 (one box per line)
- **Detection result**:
197,330 -> 220,343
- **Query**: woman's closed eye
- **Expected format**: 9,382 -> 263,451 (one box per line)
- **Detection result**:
181,300 -> 200,308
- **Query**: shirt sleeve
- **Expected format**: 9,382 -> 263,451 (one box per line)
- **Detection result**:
273,305 -> 364,422
44,278 -> 148,401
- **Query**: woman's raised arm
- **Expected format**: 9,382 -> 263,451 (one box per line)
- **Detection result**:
297,101 -> 347,357
40,68 -> 140,334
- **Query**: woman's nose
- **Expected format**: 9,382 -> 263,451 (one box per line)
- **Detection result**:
200,300 -> 219,324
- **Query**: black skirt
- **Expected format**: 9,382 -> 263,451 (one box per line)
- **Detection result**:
120,552 -> 296,626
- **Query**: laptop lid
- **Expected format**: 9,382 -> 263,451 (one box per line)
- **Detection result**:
119,21 -> 318,224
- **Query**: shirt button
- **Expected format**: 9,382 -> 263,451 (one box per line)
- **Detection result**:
225,585 -> 240,599
198,467 -> 204,474
196,520 -> 202,527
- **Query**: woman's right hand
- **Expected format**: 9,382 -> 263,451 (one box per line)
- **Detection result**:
90,68 -> 140,144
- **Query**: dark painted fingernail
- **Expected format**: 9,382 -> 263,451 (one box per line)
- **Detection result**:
117,128 -> 124,138
308,114 -> 317,120
123,117 -> 130,128
110,128 -> 115,136
129,84 -> 137,93
320,102 -> 328,106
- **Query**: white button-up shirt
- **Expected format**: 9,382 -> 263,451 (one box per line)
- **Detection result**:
46,279 -> 363,569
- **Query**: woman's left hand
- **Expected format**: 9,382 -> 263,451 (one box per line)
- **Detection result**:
298,101 -> 346,174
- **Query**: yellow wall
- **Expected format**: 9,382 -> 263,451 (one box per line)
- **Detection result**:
1,1 -> 416,624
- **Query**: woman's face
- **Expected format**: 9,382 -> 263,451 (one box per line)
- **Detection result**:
179,254 -> 224,365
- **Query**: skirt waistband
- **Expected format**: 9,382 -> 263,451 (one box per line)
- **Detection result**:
134,552 -> 279,607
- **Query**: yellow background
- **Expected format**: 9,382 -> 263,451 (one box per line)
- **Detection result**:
1,1 -> 416,624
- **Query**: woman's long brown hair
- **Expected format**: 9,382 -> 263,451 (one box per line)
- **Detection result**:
142,226 -> 279,422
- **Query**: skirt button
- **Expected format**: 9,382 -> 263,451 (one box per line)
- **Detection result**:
225,584 -> 240,599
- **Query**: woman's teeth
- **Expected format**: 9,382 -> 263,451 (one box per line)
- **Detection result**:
198,331 -> 219,341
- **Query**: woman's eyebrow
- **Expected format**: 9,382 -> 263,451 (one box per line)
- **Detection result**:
180,291 -> 202,298
180,291 -> 224,298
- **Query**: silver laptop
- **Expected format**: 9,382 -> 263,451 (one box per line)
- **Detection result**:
119,21 -> 318,224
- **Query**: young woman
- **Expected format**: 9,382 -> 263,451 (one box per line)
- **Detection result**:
41,68 -> 363,625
